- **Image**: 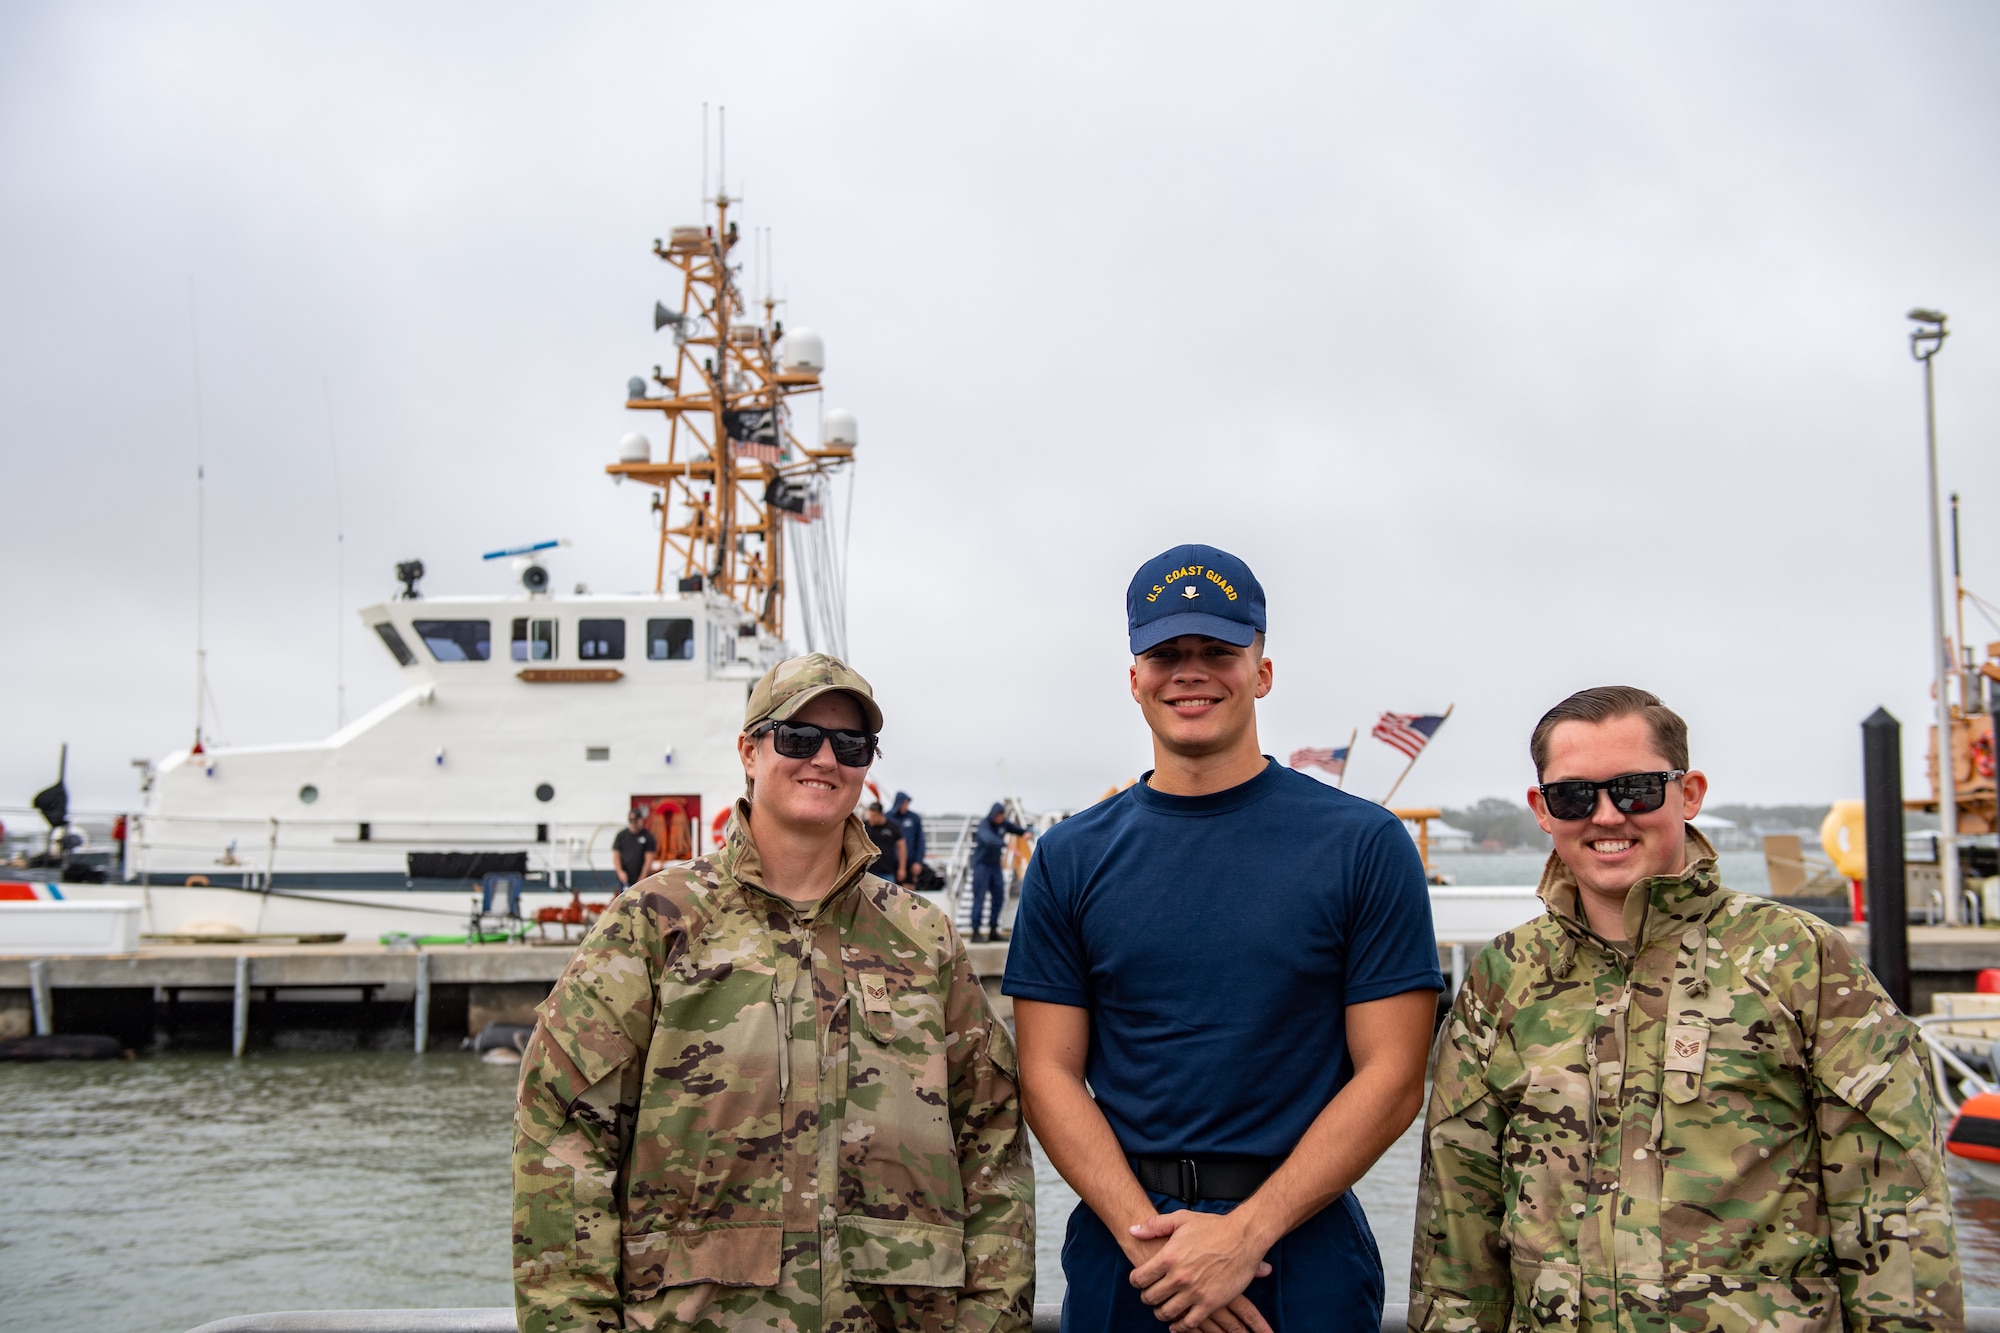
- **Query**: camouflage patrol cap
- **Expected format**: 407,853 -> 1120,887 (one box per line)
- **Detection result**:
743,653 -> 884,734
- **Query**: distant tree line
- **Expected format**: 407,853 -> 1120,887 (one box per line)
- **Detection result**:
1441,798 -> 1549,851
1702,804 -> 1831,834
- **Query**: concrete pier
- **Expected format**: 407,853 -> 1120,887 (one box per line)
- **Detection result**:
8,929 -> 2000,1052
0,940 -> 578,1052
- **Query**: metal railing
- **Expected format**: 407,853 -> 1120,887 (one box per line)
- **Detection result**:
170,1305 -> 2000,1333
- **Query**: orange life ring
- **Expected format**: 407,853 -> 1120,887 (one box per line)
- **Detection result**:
185,874 -> 211,887
1974,731 -> 1996,780
1949,1091 -> 2000,1164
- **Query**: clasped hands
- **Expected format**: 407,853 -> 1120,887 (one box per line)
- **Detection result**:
1124,1208 -> 1276,1333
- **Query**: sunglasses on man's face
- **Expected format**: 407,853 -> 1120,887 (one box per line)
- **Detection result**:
1536,770 -> 1686,822
752,720 -> 879,768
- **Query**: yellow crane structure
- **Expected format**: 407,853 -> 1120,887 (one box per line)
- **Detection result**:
606,188 -> 855,644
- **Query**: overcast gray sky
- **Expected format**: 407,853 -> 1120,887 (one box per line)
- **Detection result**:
4,2 -> 1998,820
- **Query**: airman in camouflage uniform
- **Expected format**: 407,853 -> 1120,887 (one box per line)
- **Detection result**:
1411,687 -> 1961,1332
513,654 -> 1035,1333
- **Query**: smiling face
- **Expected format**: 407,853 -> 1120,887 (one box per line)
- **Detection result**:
1528,713 -> 1708,916
1129,633 -> 1271,761
737,691 -> 870,835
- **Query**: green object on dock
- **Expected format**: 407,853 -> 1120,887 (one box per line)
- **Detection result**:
378,930 -> 524,947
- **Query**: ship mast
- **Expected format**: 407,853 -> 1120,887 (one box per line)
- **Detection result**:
609,190 -> 851,640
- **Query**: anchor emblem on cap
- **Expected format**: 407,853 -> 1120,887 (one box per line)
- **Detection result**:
1181,585 -> 1200,600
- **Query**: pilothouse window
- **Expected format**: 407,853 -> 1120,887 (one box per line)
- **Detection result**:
647,618 -> 696,661
512,618 -> 557,662
578,619 -> 625,660
413,620 -> 492,662
374,623 -> 416,667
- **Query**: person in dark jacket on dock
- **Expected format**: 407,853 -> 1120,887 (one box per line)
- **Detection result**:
971,802 -> 1028,943
890,790 -> 927,884
865,800 -> 907,883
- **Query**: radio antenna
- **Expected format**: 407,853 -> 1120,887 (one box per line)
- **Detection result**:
701,102 -> 709,204
188,279 -> 209,755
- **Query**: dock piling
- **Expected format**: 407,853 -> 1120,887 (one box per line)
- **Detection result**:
28,958 -> 52,1036
232,955 -> 251,1058
413,951 -> 431,1053
1863,707 -> 1911,1011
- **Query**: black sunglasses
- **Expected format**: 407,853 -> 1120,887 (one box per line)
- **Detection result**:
752,720 -> 879,768
1537,770 -> 1686,821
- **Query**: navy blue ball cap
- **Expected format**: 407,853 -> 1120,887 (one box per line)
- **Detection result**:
1126,544 -> 1267,654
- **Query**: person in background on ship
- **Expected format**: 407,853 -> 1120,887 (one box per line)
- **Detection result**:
970,802 -> 1029,943
513,653 -> 1034,1333
1409,685 -> 1961,1331
890,790 -> 927,885
611,807 -> 654,889
1005,543 -> 1441,1333
865,799 -> 907,884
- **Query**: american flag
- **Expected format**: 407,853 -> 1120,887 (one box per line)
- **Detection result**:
1288,746 -> 1348,777
1372,712 -> 1448,759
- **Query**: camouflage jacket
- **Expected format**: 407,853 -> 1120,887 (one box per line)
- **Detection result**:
514,803 -> 1034,1333
1410,831 -> 1961,1332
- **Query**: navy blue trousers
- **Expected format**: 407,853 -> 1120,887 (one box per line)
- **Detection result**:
1059,1190 -> 1383,1332
971,861 -> 1006,930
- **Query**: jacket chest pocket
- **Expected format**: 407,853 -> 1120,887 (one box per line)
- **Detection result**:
840,969 -> 958,1224
1661,1023 -> 1708,1104
852,970 -> 946,1056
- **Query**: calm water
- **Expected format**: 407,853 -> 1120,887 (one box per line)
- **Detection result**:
7,1043 -> 1994,1330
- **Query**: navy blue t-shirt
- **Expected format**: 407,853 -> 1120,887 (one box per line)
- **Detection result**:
1002,759 -> 1442,1159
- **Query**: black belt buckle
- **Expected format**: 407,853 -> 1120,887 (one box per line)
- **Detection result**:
1177,1157 -> 1199,1205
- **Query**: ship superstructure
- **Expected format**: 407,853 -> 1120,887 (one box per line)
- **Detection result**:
113,188 -> 858,931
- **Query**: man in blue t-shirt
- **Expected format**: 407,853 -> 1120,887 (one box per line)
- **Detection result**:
1004,544 -> 1442,1333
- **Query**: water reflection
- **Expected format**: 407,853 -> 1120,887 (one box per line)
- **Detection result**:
1950,1168 -> 2000,1308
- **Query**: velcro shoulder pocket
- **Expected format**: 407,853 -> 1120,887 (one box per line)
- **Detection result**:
535,962 -> 647,1098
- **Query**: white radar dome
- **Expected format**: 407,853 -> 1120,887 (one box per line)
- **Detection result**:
822,409 -> 858,449
618,432 -> 652,463
778,328 -> 825,374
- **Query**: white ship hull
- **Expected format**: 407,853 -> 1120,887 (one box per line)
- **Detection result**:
128,589 -> 788,913
39,879 -> 1541,951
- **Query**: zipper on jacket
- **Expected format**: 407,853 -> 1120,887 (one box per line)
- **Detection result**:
772,972 -> 792,1102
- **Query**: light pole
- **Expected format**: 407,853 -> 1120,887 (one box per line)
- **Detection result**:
1910,307 -> 1958,923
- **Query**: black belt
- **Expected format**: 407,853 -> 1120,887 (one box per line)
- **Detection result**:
1130,1154 -> 1279,1204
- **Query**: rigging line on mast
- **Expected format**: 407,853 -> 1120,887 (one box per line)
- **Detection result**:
1964,588 -> 2000,641
840,453 -> 858,624
323,377 -> 347,730
200,670 -> 228,749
